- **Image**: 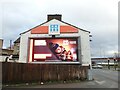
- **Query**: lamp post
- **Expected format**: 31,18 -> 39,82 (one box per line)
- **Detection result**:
108,59 -> 110,70
114,59 -> 116,70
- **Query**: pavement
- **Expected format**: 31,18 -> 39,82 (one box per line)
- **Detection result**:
2,69 -> 119,89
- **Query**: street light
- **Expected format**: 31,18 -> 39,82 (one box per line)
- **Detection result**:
107,58 -> 110,70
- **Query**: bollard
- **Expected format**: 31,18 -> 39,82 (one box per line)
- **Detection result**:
87,69 -> 93,80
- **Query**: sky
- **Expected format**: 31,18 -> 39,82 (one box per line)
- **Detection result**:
0,0 -> 119,57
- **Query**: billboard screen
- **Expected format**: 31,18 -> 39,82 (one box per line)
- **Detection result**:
31,38 -> 78,62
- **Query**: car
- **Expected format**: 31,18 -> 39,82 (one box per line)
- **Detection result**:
92,65 -> 103,69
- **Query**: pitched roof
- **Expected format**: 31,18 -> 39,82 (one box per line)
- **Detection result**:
61,20 -> 90,33
14,37 -> 20,43
20,19 -> 90,35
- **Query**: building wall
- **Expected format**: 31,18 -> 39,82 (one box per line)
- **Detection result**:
13,43 -> 20,55
79,31 -> 91,66
19,31 -> 31,63
43,19 -> 67,26
0,39 -> 3,49
19,32 -> 91,65
0,39 -> 3,55
2,49 -> 13,55
0,49 -> 13,62
19,19 -> 91,65
0,55 -> 9,62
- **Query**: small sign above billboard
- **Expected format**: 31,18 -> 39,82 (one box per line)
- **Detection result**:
49,24 -> 60,35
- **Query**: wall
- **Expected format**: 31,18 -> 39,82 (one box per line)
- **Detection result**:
19,19 -> 91,65
78,31 -> 91,66
2,62 -> 89,84
0,39 -> 3,55
13,43 -> 20,55
19,32 -> 91,65
2,49 -> 13,55
0,39 -> 3,49
0,55 -> 8,62
0,49 -> 14,62
19,32 -> 31,63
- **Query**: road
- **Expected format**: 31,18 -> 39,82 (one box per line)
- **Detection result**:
4,69 -> 119,88
91,69 -> 119,88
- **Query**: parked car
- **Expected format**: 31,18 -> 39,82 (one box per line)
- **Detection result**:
92,65 -> 103,69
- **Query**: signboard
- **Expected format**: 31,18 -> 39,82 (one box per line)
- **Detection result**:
49,24 -> 60,35
30,38 -> 78,62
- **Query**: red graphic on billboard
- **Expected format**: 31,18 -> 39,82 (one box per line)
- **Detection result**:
32,38 -> 78,62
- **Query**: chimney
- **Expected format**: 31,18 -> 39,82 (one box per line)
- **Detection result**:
47,14 -> 62,21
0,39 -> 3,49
0,39 -> 3,55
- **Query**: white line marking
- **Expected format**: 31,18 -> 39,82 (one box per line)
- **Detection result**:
95,80 -> 106,85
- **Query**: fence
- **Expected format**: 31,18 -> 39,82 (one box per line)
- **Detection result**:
2,62 -> 89,84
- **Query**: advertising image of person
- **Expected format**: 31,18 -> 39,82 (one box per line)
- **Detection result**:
66,50 -> 73,61
49,42 -> 59,52
70,48 -> 77,61
59,50 -> 67,61
48,41 -> 77,61
49,42 -> 67,61
55,46 -> 65,54
49,42 -> 65,60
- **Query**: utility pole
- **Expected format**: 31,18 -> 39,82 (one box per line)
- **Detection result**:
114,59 -> 116,70
114,52 -> 117,70
108,59 -> 110,70
99,46 -> 102,65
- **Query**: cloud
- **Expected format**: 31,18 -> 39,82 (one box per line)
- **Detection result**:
0,0 -> 119,57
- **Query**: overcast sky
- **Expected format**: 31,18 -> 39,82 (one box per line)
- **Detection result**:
0,0 -> 119,57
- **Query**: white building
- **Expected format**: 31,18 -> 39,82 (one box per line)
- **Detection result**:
19,14 -> 91,66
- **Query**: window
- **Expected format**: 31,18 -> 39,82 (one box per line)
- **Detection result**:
49,24 -> 60,35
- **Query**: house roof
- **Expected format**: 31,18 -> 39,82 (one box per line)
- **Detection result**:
61,20 -> 90,33
20,19 -> 90,35
14,37 -> 20,43
20,21 -> 48,35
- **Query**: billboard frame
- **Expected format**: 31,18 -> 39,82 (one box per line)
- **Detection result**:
27,37 -> 81,64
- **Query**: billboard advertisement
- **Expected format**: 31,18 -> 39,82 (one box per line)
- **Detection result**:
31,38 -> 78,62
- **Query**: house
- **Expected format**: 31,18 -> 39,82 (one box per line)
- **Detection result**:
19,14 -> 91,66
13,37 -> 20,55
2,15 -> 93,84
0,39 -> 3,55
0,39 -> 14,62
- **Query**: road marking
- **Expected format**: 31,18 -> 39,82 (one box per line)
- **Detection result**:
95,80 -> 106,85
87,82 -> 96,85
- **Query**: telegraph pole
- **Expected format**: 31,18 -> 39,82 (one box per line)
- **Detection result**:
108,58 -> 110,70
114,52 -> 117,70
114,59 -> 116,70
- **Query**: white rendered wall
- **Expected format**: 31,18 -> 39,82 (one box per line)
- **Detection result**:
19,31 -> 91,65
19,33 -> 79,63
43,19 -> 67,26
79,31 -> 91,66
53,30 -> 91,66
55,31 -> 91,66
0,55 -> 8,62
19,31 -> 31,63
19,19 -> 91,64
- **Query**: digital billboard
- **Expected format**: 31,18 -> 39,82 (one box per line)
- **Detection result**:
31,38 -> 78,62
